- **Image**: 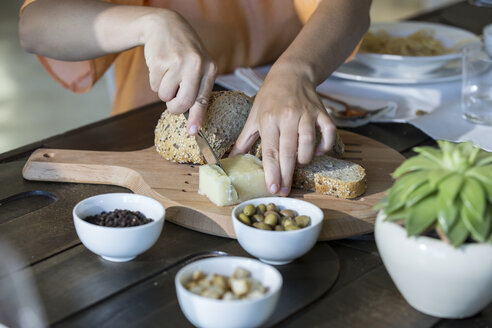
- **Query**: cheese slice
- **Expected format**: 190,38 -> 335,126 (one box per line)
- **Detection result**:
221,154 -> 270,202
198,164 -> 239,206
199,154 -> 270,206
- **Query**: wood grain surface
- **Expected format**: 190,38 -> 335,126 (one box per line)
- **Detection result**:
22,130 -> 405,240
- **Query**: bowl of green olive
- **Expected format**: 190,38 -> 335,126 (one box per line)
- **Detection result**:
232,197 -> 324,265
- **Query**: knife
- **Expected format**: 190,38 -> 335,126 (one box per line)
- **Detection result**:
183,112 -> 227,172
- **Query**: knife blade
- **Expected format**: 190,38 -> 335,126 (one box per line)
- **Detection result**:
183,112 -> 227,172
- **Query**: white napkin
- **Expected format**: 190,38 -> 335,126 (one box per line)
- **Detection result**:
215,65 -> 492,151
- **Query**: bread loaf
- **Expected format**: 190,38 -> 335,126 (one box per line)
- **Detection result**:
154,91 -> 252,164
292,155 -> 366,199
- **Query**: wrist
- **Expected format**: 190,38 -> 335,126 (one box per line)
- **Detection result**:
268,57 -> 317,86
137,8 -> 176,45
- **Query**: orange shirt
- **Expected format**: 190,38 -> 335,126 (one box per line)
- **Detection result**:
21,0 -> 310,115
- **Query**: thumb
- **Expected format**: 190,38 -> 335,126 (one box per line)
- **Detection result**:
229,118 -> 260,157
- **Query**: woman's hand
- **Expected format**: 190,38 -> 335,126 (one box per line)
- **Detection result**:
142,11 -> 217,135
230,64 -> 336,196
20,1 -> 216,136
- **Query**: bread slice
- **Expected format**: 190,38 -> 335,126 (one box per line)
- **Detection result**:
154,91 -> 253,164
292,154 -> 366,199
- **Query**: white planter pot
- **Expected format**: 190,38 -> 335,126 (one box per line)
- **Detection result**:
375,211 -> 492,318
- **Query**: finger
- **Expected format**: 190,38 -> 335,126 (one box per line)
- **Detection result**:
186,62 -> 217,135
261,123 -> 281,195
278,114 -> 299,197
297,113 -> 316,167
315,112 -> 337,156
149,65 -> 166,93
166,61 -> 202,114
157,68 -> 180,104
229,116 -> 260,157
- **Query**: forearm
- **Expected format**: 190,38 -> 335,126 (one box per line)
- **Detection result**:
270,0 -> 371,85
19,0 -> 168,61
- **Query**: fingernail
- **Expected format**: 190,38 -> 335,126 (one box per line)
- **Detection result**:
189,125 -> 198,135
316,151 -> 323,156
269,184 -> 279,194
280,187 -> 290,196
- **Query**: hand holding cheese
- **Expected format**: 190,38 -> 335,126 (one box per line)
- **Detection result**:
199,154 -> 270,206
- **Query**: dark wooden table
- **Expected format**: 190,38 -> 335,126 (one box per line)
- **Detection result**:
1,2 -> 492,327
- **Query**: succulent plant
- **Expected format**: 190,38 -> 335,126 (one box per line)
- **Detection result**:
376,140 -> 492,247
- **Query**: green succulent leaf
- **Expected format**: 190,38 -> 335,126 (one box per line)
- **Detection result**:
437,173 -> 464,205
461,205 -> 491,243
438,140 -> 456,166
413,146 -> 443,164
437,193 -> 459,233
466,165 -> 492,202
385,171 -> 429,214
393,156 -> 440,178
406,182 -> 436,208
435,173 -> 464,233
427,170 -> 453,189
467,146 -> 481,166
460,177 -> 486,222
467,165 -> 492,185
457,141 -> 475,156
447,218 -> 469,247
405,196 -> 438,237
385,207 -> 411,222
485,209 -> 492,243
373,196 -> 389,211
476,151 -> 492,166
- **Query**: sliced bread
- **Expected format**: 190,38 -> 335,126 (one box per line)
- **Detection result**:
154,91 -> 253,164
292,154 -> 366,199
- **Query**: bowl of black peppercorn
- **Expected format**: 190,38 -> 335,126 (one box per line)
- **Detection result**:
73,193 -> 165,262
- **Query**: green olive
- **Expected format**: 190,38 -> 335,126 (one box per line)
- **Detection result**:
238,213 -> 251,226
252,214 -> 264,223
280,209 -> 297,218
264,213 -> 278,226
243,204 -> 256,217
266,203 -> 279,212
253,222 -> 272,230
282,218 -> 297,228
256,204 -> 267,214
274,225 -> 285,231
295,215 -> 310,228
263,210 -> 280,218
285,225 -> 300,231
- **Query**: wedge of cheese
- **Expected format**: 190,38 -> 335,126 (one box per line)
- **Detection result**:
198,165 -> 239,206
199,154 -> 270,206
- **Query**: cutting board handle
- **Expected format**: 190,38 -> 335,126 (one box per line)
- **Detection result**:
22,148 -> 142,190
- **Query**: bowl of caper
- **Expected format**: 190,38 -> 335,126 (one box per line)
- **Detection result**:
232,197 -> 324,265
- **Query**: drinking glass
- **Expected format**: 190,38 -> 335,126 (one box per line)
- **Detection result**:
461,41 -> 492,125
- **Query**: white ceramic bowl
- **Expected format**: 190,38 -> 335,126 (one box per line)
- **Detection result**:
73,193 -> 165,262
175,256 -> 282,328
375,211 -> 492,318
356,21 -> 480,76
232,197 -> 324,265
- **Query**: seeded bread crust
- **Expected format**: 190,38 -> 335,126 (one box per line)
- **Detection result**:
292,154 -> 366,199
154,91 -> 253,164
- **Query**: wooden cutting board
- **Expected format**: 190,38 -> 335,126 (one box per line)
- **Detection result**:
22,130 -> 405,240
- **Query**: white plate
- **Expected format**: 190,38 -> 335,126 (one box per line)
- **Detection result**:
334,21 -> 480,84
332,58 -> 462,84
